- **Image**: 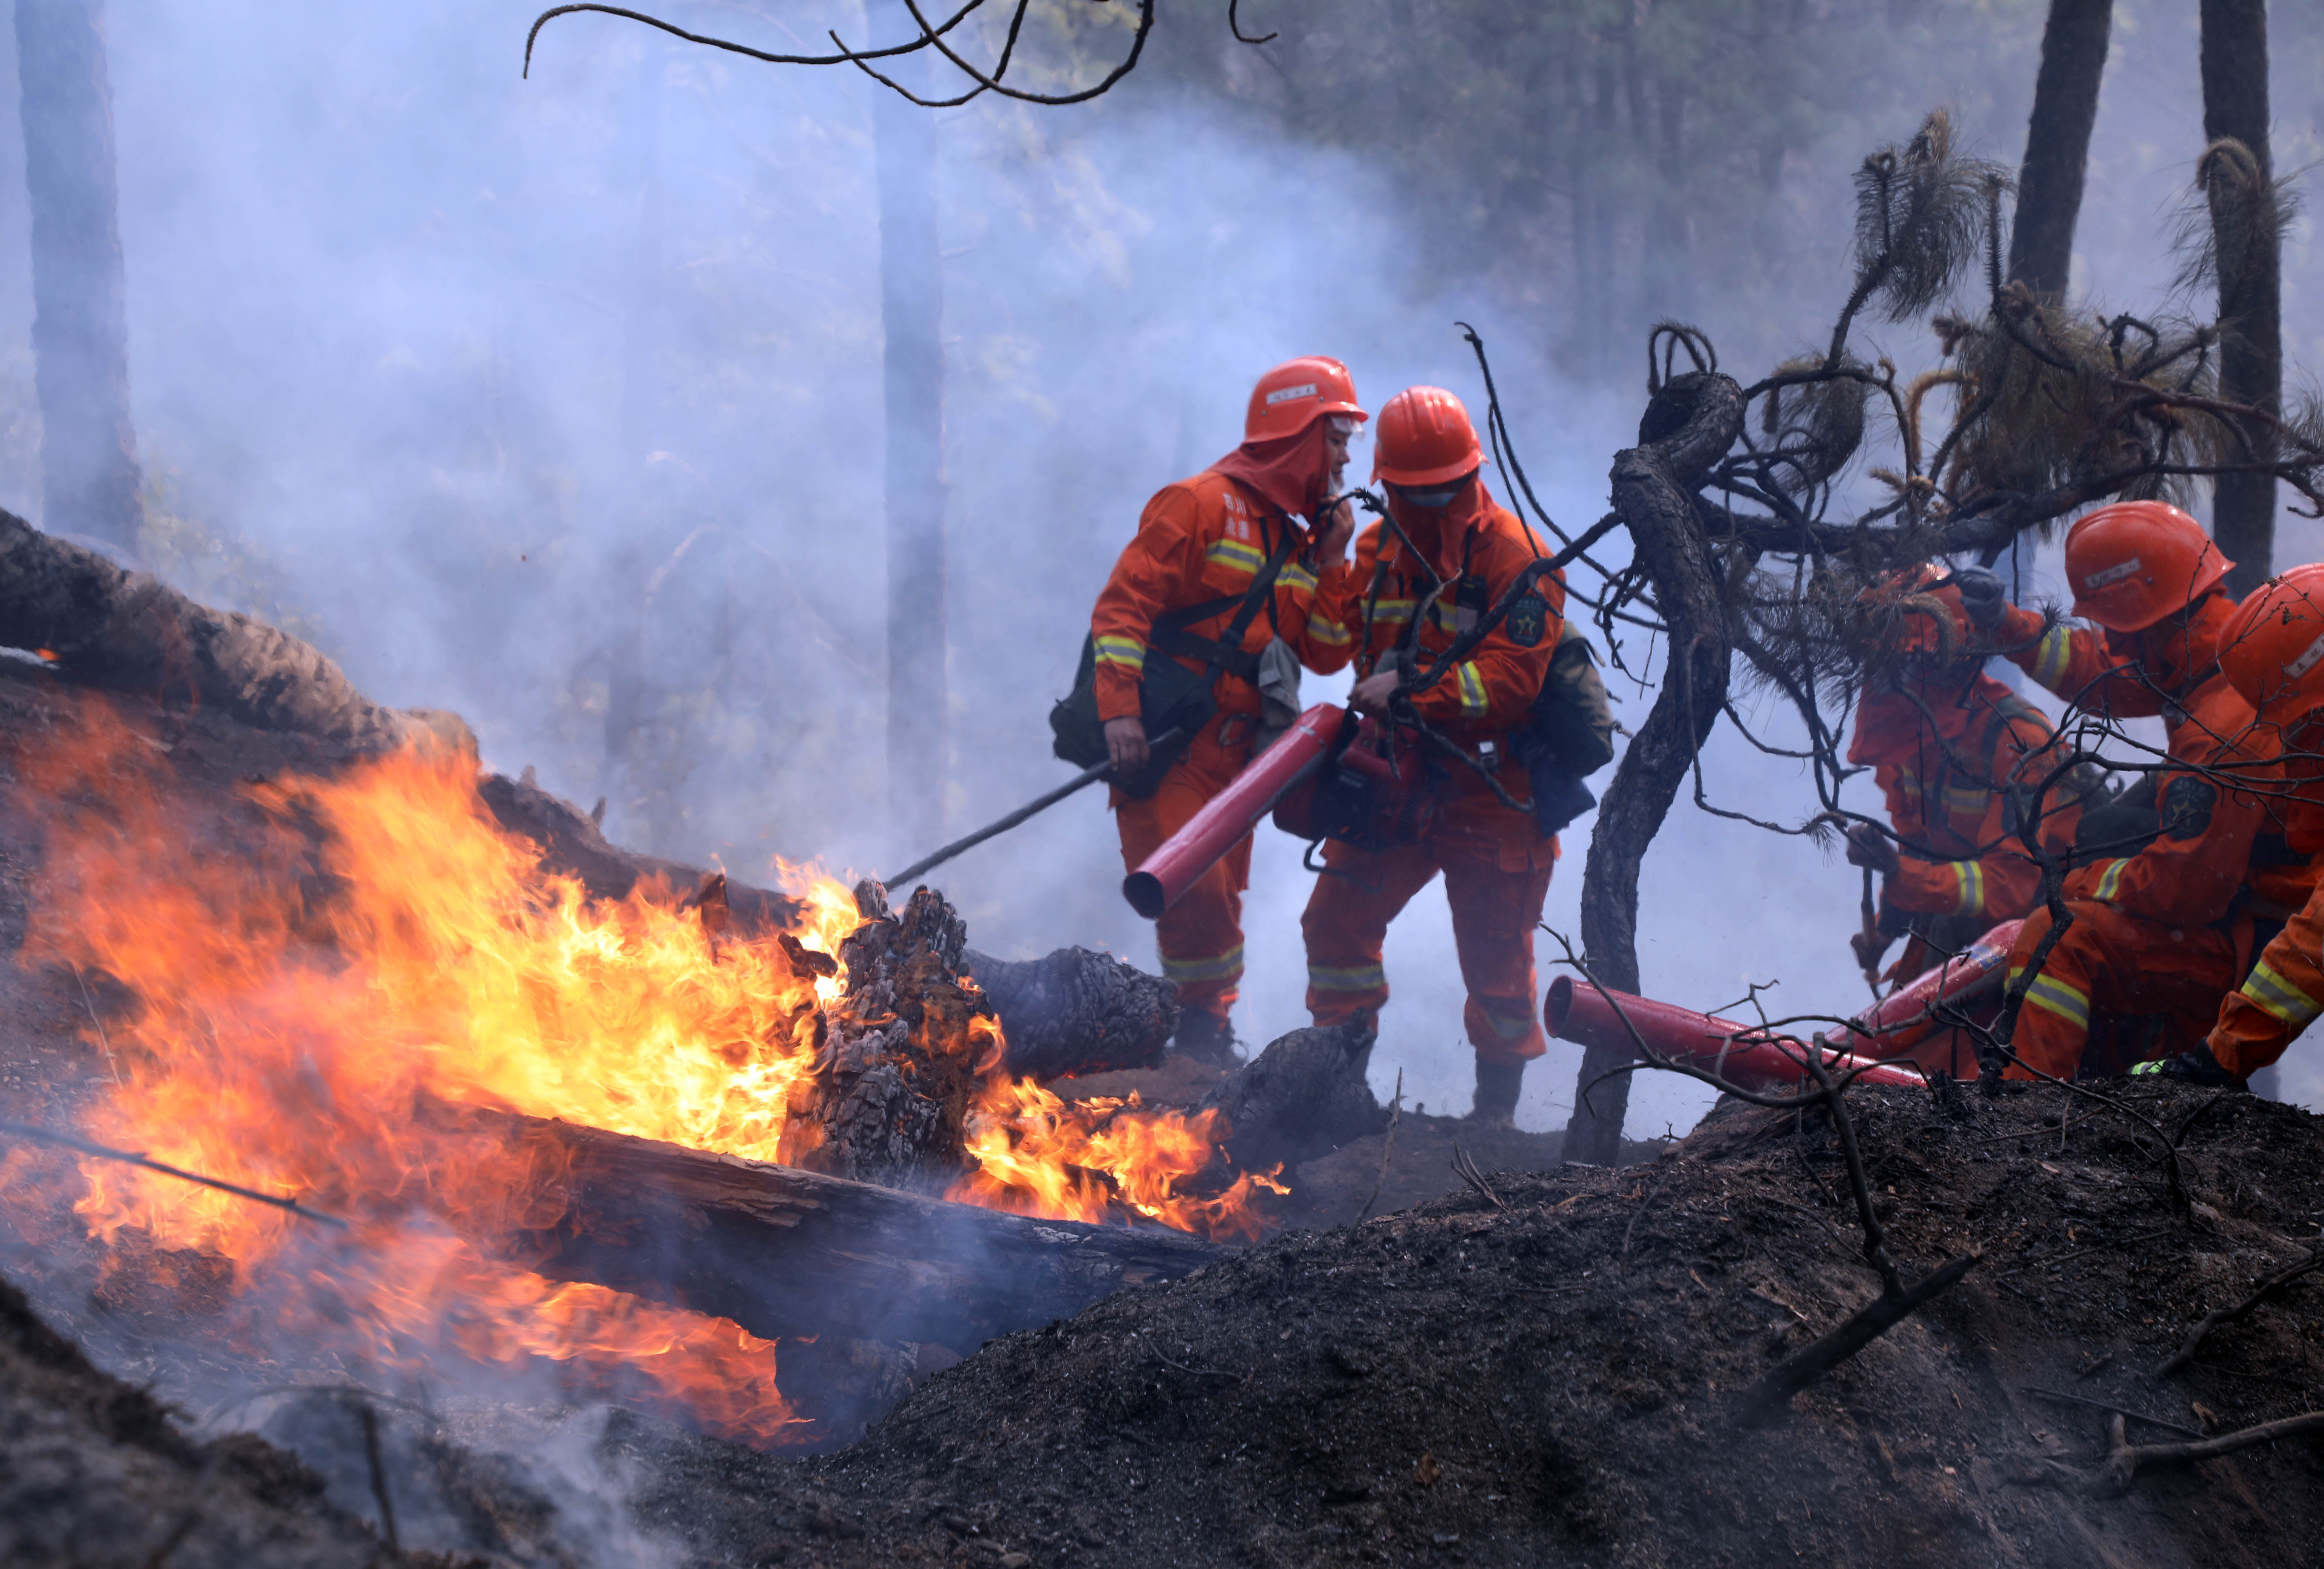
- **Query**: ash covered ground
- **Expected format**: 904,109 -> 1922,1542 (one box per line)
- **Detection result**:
2,663 -> 2323,1568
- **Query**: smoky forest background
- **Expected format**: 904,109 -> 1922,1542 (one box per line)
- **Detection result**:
4,0 -> 2324,1140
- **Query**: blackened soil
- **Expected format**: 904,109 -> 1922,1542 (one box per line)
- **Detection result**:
608,1080 -> 2324,1569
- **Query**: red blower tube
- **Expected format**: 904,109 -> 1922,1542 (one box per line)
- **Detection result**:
1123,703 -> 1347,919
1838,918 -> 2021,1054
1543,975 -> 1923,1092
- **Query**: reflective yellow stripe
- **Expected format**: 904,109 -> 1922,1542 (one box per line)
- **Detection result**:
2010,966 -> 2091,1030
1942,785 -> 1987,817
1309,619 -> 1353,646
1308,962 -> 1386,991
1278,564 -> 1318,592
1429,603 -> 1460,632
1161,945 -> 1244,983
1950,861 -> 1985,916
1094,634 -> 1146,672
2092,858 -> 2130,903
1205,538 -> 1265,574
1456,661 -> 1488,716
2034,625 -> 2073,690
1371,598 -> 1415,623
1477,1006 -> 1536,1040
2240,961 -> 2324,1028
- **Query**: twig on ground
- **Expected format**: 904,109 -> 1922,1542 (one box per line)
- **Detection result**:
70,963 -> 122,1087
1137,1333 -> 1240,1380
1618,1157 -> 1681,1285
1356,1069 -> 1401,1225
356,1401 -> 401,1554
2084,1409 -> 2324,1495
138,1512 -> 201,1569
2156,1247 -> 2324,1379
1450,1143 -> 1505,1210
1996,1227 -> 2179,1278
1736,1253 -> 1981,1426
2017,1384 -> 2201,1438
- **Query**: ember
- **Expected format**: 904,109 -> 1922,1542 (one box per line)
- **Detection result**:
3,705 -> 1270,1444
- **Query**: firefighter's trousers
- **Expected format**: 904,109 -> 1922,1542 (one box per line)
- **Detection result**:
1112,714 -> 1257,1026
2004,900 -> 2240,1080
1301,799 -> 1555,1065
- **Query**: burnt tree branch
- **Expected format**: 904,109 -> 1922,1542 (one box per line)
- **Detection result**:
1565,369 -> 1745,1165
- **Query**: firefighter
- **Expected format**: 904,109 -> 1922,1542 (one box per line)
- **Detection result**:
2146,565 -> 2324,1086
1952,502 -> 2273,1079
1298,386 -> 1568,1126
1088,357 -> 1368,1061
1844,566 -> 2086,986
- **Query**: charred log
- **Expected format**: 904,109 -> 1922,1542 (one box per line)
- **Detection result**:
423,1099 -> 1226,1351
0,509 -> 461,753
1198,1017 -> 1384,1173
964,945 -> 1176,1081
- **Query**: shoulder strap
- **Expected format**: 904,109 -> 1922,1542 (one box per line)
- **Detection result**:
1150,520 -> 1301,683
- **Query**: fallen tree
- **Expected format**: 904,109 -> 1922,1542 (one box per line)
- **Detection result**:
964,943 -> 1176,1080
422,1098 -> 1226,1351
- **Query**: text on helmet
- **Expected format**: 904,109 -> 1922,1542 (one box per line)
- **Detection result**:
1264,383 -> 1318,406
2083,557 -> 2143,591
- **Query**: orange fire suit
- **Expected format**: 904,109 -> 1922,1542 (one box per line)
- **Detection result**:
1854,674 -> 2085,975
1094,471 -> 1357,1023
2002,599 -> 2273,1078
1300,490 -> 1566,1063
2204,734 -> 2324,1077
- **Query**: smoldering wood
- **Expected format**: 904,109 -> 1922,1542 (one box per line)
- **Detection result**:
0,509 -> 457,752
422,1099 -> 1227,1351
1198,1018 -> 1385,1173
1565,371 -> 1746,1166
964,945 -> 1176,1081
808,883 -> 986,1191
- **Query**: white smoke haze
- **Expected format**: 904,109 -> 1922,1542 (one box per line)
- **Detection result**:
0,0 -> 2317,1153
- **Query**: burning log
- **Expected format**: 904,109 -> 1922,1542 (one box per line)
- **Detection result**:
0,508 -> 464,753
963,944 -> 1177,1080
475,768 -> 804,931
425,1099 -> 1227,1350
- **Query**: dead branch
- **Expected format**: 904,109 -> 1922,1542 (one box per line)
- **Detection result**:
2017,1384 -> 2201,1439
1735,1252 -> 1980,1426
2078,1409 -> 2324,1496
1450,1143 -> 1504,1210
1355,1068 -> 1401,1226
2155,1245 -> 2324,1379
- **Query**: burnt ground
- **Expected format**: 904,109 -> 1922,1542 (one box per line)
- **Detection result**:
3,662 -> 2324,1565
572,1079 -> 2324,1569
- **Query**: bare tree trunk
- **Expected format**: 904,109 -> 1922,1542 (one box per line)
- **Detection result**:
15,0 -> 143,555
2200,0 -> 2277,599
2006,0 -> 2113,300
877,7 -> 948,854
1563,372 -> 1743,1166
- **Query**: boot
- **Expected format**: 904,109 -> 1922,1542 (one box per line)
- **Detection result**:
1172,1010 -> 1240,1067
1470,1056 -> 1523,1127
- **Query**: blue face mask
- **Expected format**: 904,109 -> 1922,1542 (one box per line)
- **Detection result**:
1391,481 -> 1464,510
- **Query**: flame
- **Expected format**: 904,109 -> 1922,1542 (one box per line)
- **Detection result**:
1,704 -> 1277,1443
951,1080 -> 1287,1244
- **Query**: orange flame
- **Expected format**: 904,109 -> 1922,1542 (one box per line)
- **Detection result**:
4,704 -> 1276,1442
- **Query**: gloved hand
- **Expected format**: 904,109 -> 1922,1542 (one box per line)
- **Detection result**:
1954,566 -> 2008,632
2130,1044 -> 2245,1088
1844,823 -> 1901,878
1850,927 -> 1893,976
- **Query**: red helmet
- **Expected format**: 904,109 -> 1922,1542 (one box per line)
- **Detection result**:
2063,500 -> 2233,632
1373,386 -> 1484,487
1244,357 -> 1367,443
2220,564 -> 2324,719
1857,563 -> 1970,661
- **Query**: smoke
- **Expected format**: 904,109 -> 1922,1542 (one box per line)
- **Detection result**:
0,0 -> 2317,1152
